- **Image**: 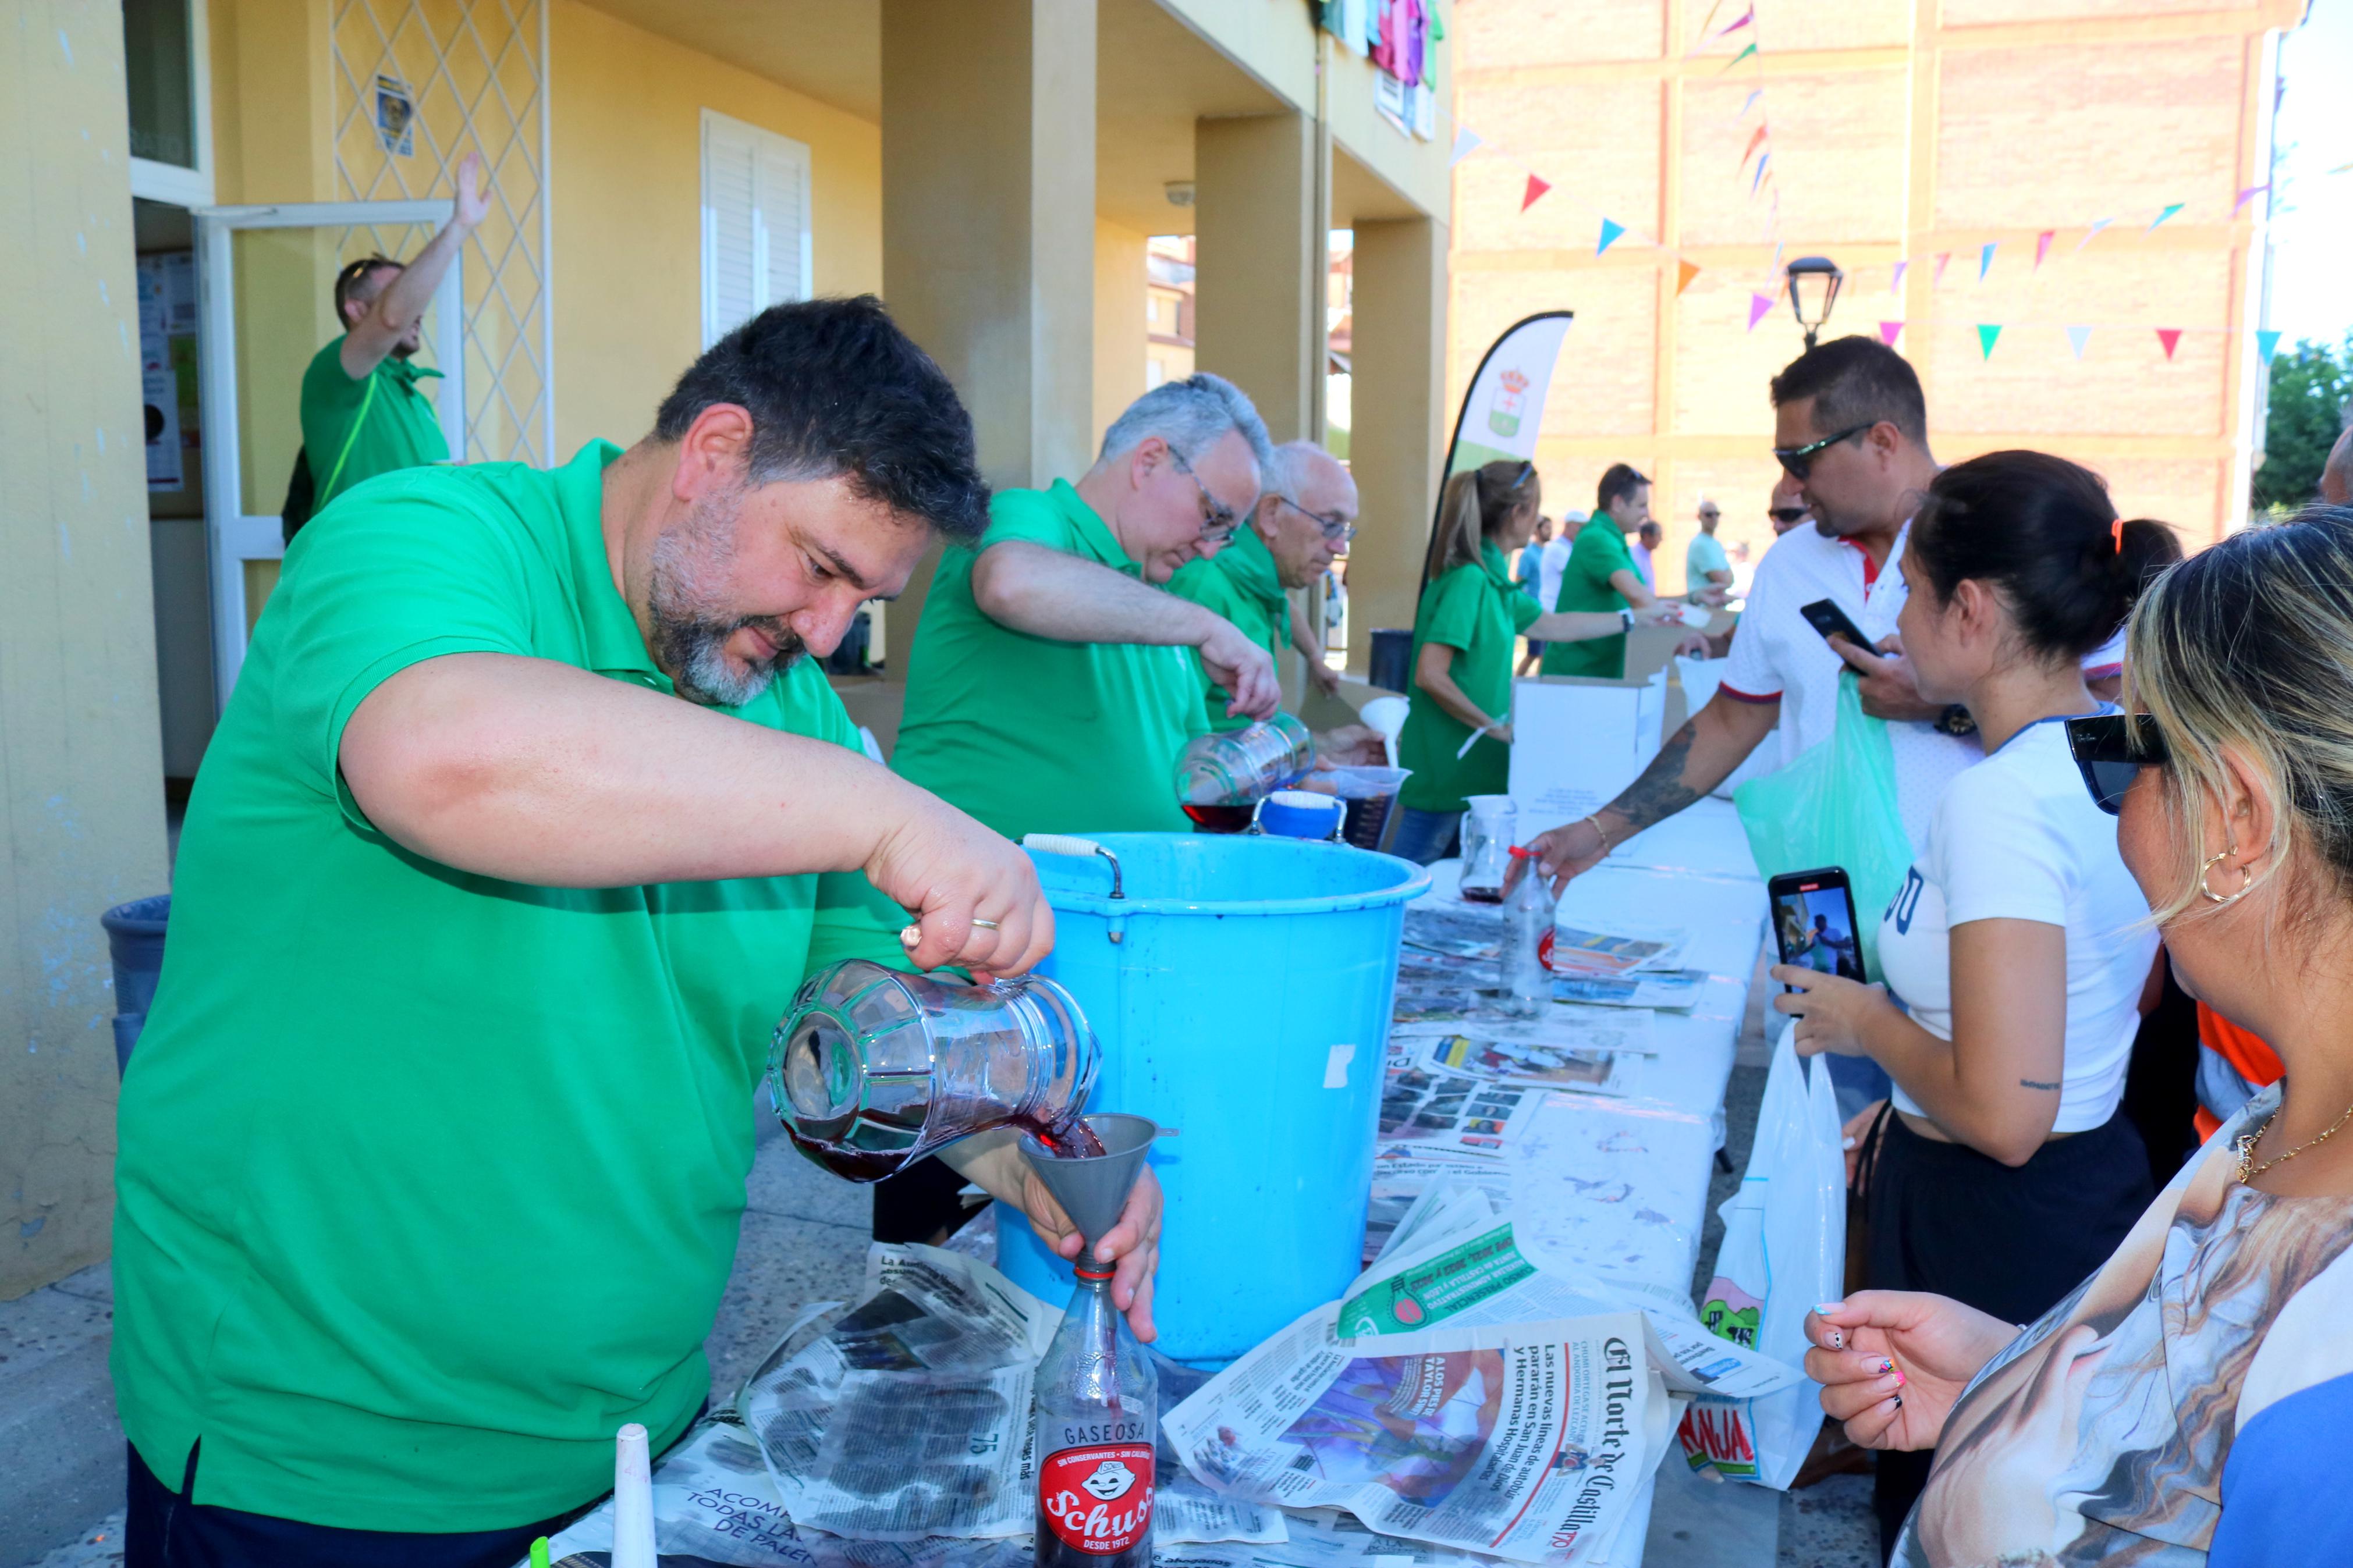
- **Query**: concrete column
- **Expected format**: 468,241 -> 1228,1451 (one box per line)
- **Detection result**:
1,1 -> 172,1297
879,0 -> 1096,678
1343,215 -> 1447,676
1092,218 -> 1148,453
1193,111 -> 1324,444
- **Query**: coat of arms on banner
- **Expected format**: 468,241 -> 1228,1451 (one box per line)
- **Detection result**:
1487,369 -> 1527,439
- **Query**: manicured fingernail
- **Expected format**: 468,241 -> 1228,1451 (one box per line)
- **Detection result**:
1893,1368 -> 1905,1387
1876,1358 -> 1894,1375
1891,1394 -> 1903,1409
1815,1302 -> 1844,1315
1843,1137 -> 1858,1150
1827,1330 -> 1844,1350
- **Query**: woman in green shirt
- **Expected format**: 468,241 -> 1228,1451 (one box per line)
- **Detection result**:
1390,461 -> 1681,863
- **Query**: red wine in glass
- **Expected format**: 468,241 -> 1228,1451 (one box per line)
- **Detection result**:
1180,802 -> 1257,834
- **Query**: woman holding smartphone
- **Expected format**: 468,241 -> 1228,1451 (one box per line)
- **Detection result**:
1769,451 -> 2177,1544
1800,503 -> 2353,1564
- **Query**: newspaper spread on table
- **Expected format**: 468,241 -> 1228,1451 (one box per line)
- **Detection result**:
738,1244 -> 1285,1546
1549,969 -> 1706,1009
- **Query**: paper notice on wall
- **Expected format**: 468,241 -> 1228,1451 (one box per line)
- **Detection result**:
1507,676 -> 1667,837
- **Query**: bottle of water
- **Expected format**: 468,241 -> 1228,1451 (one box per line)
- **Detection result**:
1499,847 -> 1555,1018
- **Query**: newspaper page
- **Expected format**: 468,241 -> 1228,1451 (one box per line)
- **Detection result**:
1401,905 -> 1504,962
1391,1005 -> 1658,1060
1166,1302 -> 1673,1564
1379,1051 -> 1550,1159
1403,1033 -> 1645,1100
1550,969 -> 1706,1010
1506,1094 -> 1718,1300
738,1245 -> 1282,1548
1545,923 -> 1688,979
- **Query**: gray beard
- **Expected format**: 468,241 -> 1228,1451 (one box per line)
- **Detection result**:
645,492 -> 804,707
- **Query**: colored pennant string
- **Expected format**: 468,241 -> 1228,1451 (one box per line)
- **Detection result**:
1449,127 -> 1482,167
1732,88 -> 1762,119
1890,260 -> 1908,293
1751,153 -> 1770,194
1878,321 -> 1904,347
1747,293 -> 1776,331
1598,218 -> 1626,255
2076,217 -> 2114,253
2256,329 -> 2282,363
1676,259 -> 1702,297
1934,252 -> 1953,285
1713,6 -> 1754,38
2065,325 -> 2093,360
1976,323 -> 2003,359
1742,124 -> 1769,165
2034,230 -> 2054,270
2146,202 -> 2184,233
2233,184 -> 2269,217
2156,328 -> 2183,361
1721,40 -> 1757,70
1521,173 -> 1552,211
1978,243 -> 1996,281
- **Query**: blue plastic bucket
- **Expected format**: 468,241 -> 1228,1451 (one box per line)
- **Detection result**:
997,834 -> 1428,1364
100,895 -> 171,1016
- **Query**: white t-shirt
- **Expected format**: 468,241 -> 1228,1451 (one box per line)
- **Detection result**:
1720,521 -> 1979,851
1875,716 -> 2159,1135
1539,534 -> 1574,612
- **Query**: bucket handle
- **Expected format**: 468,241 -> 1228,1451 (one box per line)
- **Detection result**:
1022,834 -> 1124,900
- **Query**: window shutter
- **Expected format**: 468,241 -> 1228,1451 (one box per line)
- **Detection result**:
701,111 -> 812,349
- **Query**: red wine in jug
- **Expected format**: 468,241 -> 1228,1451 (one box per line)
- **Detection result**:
1180,802 -> 1258,834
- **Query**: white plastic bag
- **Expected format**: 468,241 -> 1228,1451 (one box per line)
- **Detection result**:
1676,1023 -> 1846,1487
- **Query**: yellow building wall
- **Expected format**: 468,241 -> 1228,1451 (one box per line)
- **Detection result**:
1095,218 -> 1150,453
549,0 -> 883,455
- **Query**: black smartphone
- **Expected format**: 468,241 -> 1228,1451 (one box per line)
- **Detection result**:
1768,867 -> 1867,986
1798,598 -> 1874,652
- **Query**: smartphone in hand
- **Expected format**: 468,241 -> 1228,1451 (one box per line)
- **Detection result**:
1798,598 -> 1875,653
1768,867 -> 1866,987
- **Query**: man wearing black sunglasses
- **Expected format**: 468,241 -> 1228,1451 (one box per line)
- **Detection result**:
297,150 -> 490,519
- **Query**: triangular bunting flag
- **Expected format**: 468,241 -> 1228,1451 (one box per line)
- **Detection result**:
1747,292 -> 1776,331
2076,217 -> 2114,252
1598,219 -> 1627,255
2156,328 -> 2183,361
2256,329 -> 2282,363
1751,153 -> 1770,194
1449,127 -> 1482,167
1891,259 -> 1908,292
2233,184 -> 2269,217
1714,6 -> 1754,37
1976,323 -> 2003,359
1934,252 -> 1953,285
1691,0 -> 1729,44
1742,124 -> 1769,165
2065,325 -> 2093,360
1676,259 -> 1702,296
1521,173 -> 1552,212
2146,202 -> 2184,233
1733,88 -> 1762,119
1978,242 -> 1997,281
1721,40 -> 1757,70
2034,230 -> 2054,270
1879,321 -> 1904,347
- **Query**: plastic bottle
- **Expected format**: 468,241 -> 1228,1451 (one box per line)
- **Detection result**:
1033,1257 -> 1158,1567
1499,847 -> 1556,1018
1173,713 -> 1316,806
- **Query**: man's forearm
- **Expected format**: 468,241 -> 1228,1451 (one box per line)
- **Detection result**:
1596,690 -> 1777,837
971,541 -> 1218,647
378,218 -> 469,333
342,652 -> 915,887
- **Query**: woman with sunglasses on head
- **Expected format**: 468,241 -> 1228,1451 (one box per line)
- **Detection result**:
1800,503 -> 2353,1565
1390,461 -> 1698,864
1770,451 -> 2179,1550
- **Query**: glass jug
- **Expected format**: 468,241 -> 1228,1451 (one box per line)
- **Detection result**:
768,959 -> 1098,1181
1458,795 -> 1517,904
1174,712 -> 1316,815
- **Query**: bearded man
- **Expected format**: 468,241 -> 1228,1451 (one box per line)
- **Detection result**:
111,297 -> 1160,1566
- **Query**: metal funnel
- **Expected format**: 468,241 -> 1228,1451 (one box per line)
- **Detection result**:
1017,1112 -> 1158,1260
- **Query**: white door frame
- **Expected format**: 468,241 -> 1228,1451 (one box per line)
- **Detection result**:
193,199 -> 462,705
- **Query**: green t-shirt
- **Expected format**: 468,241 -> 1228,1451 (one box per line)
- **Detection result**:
1685,531 -> 1730,589
299,338 -> 452,507
894,481 -> 1207,839
1397,541 -> 1542,813
1166,521 -> 1290,733
111,442 -> 909,1531
1542,514 -> 1636,679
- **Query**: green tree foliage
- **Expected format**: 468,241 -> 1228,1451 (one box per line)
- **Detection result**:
2255,333 -> 2353,513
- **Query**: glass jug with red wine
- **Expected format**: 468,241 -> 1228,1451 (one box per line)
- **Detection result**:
1173,712 -> 1317,833
767,958 -> 1104,1178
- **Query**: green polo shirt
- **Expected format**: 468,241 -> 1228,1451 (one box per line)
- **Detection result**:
1397,542 -> 1542,813
299,339 -> 452,507
1542,513 -> 1636,679
111,441 -> 909,1531
894,480 -> 1207,840
1166,521 -> 1290,732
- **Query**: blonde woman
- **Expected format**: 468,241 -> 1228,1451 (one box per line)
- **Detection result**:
1389,461 -> 1694,863
1804,503 -> 2353,1565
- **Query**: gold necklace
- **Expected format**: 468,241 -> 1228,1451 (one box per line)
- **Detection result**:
2234,1098 -> 2353,1185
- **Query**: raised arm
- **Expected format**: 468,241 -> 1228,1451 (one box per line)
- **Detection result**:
339,651 -> 1052,975
339,151 -> 490,380
1608,567 -> 1662,611
1521,688 -> 1781,890
970,539 -> 1277,718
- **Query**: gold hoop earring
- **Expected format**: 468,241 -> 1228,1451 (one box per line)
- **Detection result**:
2199,847 -> 2252,906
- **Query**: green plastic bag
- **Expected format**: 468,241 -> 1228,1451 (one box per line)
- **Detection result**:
1732,671 -> 1914,980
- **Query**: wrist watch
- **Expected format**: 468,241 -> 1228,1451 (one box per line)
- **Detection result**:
1618,607 -> 1635,631
1934,703 -> 1979,737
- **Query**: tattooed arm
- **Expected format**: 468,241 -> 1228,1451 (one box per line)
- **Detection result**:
1521,689 -> 1780,891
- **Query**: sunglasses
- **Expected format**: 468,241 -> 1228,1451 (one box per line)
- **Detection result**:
1771,424 -> 1874,481
1769,507 -> 1810,525
1169,450 -> 1241,543
2065,714 -> 2169,816
1272,493 -> 1356,546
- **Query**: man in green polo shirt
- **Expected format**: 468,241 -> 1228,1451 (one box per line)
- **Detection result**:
893,374 -> 1282,842
1166,439 -> 1359,728
1542,461 -> 1671,680
112,298 -> 1162,1561
295,151 -> 488,520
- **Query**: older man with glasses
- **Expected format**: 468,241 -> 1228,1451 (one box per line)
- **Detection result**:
894,374 -> 1283,845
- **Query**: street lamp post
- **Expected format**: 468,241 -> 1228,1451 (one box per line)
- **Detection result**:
1786,256 -> 1845,350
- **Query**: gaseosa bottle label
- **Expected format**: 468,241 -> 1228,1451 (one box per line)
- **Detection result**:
1038,1443 -> 1154,1555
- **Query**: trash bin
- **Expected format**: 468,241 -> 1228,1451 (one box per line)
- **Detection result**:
997,834 -> 1428,1364
1368,627 -> 1414,694
100,894 -> 170,1073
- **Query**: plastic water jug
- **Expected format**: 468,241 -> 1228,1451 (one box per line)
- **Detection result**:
767,959 -> 1098,1181
1173,713 -> 1315,807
